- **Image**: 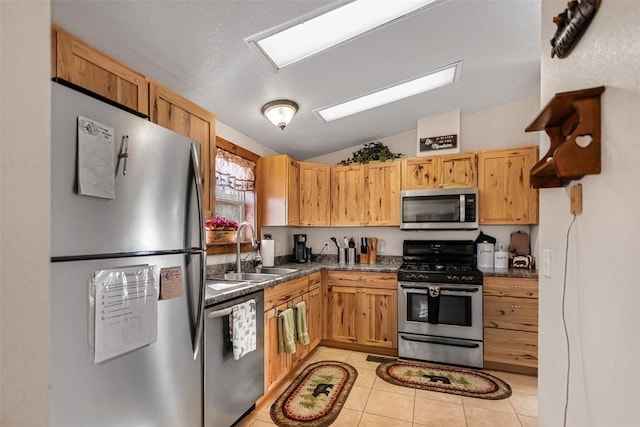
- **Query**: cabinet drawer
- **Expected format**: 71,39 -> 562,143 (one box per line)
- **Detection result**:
327,271 -> 396,290
484,296 -> 538,332
484,328 -> 538,368
264,277 -> 308,311
483,277 -> 538,298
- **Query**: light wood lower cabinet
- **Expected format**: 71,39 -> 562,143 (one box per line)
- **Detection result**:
326,271 -> 397,351
483,276 -> 539,375
263,273 -> 323,394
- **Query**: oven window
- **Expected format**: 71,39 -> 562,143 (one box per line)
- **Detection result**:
402,196 -> 461,223
406,293 -> 472,326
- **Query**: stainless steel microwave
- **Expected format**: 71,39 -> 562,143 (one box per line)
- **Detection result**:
400,188 -> 478,230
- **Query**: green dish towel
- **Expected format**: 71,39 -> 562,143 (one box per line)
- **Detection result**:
277,308 -> 297,354
294,301 -> 310,345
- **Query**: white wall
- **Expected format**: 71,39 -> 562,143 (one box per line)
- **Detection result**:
304,89 -> 540,164
0,1 -> 51,425
538,2 -> 640,426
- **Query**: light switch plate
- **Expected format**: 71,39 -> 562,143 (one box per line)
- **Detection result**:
542,249 -> 552,277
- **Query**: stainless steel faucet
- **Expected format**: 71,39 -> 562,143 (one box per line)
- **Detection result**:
235,221 -> 257,274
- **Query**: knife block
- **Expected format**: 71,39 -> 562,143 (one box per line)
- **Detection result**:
359,253 -> 369,264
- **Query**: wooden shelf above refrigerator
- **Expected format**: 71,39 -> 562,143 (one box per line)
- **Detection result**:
526,86 -> 605,188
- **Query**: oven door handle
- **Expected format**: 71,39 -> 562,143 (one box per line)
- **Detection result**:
399,334 -> 481,349
399,285 -> 479,294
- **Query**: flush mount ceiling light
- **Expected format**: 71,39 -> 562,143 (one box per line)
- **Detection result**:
315,61 -> 462,123
261,100 -> 299,130
246,0 -> 447,71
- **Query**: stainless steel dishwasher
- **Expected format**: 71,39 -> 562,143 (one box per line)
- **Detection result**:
204,290 -> 264,427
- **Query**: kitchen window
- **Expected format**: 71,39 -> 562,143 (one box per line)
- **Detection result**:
210,137 -> 259,254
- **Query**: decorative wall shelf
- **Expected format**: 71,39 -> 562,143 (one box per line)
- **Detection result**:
525,86 -> 605,188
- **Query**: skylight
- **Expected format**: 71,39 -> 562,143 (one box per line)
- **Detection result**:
247,0 -> 446,71
315,62 -> 461,122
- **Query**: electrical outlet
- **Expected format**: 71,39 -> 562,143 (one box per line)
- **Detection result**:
542,249 -> 551,277
275,242 -> 282,254
377,240 -> 385,253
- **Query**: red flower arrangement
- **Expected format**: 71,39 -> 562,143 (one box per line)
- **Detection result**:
204,216 -> 238,231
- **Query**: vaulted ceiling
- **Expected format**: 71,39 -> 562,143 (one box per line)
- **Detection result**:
52,0 -> 541,160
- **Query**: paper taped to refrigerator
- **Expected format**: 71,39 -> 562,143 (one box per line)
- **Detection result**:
78,116 -> 115,199
90,265 -> 158,363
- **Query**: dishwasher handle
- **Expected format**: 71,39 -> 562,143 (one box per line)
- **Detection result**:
207,307 -> 232,319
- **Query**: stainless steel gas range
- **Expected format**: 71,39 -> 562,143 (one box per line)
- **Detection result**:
397,240 -> 484,368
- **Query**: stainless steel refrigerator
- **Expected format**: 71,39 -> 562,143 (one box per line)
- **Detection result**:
50,82 -> 206,426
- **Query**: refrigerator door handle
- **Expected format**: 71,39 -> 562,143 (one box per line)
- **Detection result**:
190,141 -> 206,360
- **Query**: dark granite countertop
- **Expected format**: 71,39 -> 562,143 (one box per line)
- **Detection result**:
479,268 -> 539,279
205,262 -> 539,307
204,261 -> 400,306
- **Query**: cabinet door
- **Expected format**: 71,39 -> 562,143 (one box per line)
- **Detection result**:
365,161 -> 401,226
484,296 -> 538,332
360,287 -> 397,349
401,157 -> 439,190
327,285 -> 359,344
305,286 -> 323,350
264,304 -> 291,394
330,164 -> 365,226
484,328 -> 538,369
299,162 -> 330,226
257,155 -> 300,227
478,147 -> 539,225
53,26 -> 149,116
149,82 -> 215,217
439,153 -> 477,188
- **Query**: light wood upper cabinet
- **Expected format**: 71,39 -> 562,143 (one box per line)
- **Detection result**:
331,161 -> 400,226
299,162 -> 331,226
401,157 -> 438,189
149,82 -> 215,217
440,153 -> 477,188
52,26 -> 149,116
401,153 -> 477,190
257,155 -> 300,227
365,161 -> 401,226
330,164 -> 366,226
478,146 -> 539,225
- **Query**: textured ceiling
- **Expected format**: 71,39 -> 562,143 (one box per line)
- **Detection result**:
52,0 -> 541,160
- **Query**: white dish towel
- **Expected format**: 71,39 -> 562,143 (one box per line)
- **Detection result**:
230,299 -> 256,360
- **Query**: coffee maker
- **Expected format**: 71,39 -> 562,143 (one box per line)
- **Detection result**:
293,234 -> 307,263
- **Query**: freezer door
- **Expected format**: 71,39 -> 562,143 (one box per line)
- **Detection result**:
51,83 -> 202,258
50,254 -> 203,427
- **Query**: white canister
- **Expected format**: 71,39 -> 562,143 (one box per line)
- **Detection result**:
477,242 -> 494,268
494,251 -> 509,269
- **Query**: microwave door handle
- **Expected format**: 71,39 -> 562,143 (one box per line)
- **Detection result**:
459,194 -> 465,222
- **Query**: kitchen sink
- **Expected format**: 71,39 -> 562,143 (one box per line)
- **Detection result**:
206,281 -> 252,291
211,272 -> 279,282
255,267 -> 299,275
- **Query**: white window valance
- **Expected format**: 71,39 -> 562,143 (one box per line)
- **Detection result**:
215,148 -> 256,191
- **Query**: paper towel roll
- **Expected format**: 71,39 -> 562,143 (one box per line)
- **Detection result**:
477,242 -> 494,268
261,240 -> 275,267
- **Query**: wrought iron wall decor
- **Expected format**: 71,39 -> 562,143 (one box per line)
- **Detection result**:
550,0 -> 600,59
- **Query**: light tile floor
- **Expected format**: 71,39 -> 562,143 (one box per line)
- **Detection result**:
238,346 -> 537,427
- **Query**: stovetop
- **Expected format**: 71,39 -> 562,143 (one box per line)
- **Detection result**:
398,239 -> 483,285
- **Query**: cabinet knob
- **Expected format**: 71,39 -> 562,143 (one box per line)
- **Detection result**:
510,304 -> 521,309
508,337 -> 524,343
510,284 -> 521,288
